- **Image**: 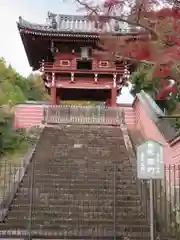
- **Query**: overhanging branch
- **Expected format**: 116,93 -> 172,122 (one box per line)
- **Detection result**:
75,0 -> 158,38
115,55 -> 155,65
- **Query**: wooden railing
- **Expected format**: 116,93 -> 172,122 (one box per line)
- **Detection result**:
43,105 -> 123,125
41,62 -> 124,74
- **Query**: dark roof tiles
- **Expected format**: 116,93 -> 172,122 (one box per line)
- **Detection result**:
18,12 -> 143,34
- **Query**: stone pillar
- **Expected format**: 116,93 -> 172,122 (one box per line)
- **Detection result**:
51,72 -> 57,105
111,74 -> 117,107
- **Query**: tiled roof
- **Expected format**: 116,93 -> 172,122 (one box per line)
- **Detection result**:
18,12 -> 143,35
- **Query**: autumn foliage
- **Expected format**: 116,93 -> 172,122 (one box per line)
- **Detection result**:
72,0 -> 180,100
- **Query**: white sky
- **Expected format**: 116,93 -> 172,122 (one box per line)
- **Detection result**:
0,0 -> 134,103
0,0 -> 76,77
117,83 -> 134,104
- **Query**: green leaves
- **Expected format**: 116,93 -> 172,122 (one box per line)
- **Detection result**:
131,63 -> 156,97
0,58 -> 49,156
0,58 -> 50,105
131,63 -> 180,115
0,109 -> 25,155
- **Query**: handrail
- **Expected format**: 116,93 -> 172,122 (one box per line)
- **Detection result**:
141,90 -> 165,117
0,129 -> 44,222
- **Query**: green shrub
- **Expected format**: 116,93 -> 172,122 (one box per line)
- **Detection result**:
0,109 -> 28,156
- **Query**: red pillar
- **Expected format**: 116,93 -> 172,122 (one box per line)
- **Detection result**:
51,86 -> 57,105
51,72 -> 57,105
111,74 -> 117,107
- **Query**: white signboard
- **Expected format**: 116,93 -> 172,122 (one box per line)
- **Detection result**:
137,140 -> 164,180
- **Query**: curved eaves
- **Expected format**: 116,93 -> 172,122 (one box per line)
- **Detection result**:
17,15 -> 146,37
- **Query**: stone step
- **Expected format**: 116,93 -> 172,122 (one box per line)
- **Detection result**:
32,183 -> 138,191
16,189 -> 139,198
33,163 -> 131,169
36,146 -> 127,151
33,153 -> 129,159
34,156 -> 130,161
13,202 -> 142,210
2,220 -> 150,233
13,193 -> 142,201
8,208 -> 145,219
5,216 -> 149,228
53,142 -> 126,146
11,202 -> 143,211
51,136 -> 123,141
19,180 -> 138,187
63,130 -> 123,134
28,175 -> 137,183
0,228 -> 116,237
19,188 -> 139,196
32,168 -> 134,173
35,158 -> 130,162
32,173 -> 135,178
11,202 -> 143,213
22,174 -> 137,181
44,141 -> 124,147
34,158 -> 129,164
31,179 -> 136,185
17,188 -> 141,199
32,174 -> 135,181
34,162 -> 132,167
0,228 -> 150,239
46,143 -> 126,148
22,175 -> 135,183
33,163 -> 133,168
16,188 -> 140,197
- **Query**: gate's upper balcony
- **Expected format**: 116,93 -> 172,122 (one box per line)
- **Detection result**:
40,59 -> 125,75
17,13 -> 147,71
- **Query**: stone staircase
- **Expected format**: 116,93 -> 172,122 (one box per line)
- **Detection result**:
0,124 -> 150,239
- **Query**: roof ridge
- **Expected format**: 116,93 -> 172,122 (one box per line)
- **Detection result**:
47,11 -> 88,20
18,12 -> 145,35
58,14 -> 88,21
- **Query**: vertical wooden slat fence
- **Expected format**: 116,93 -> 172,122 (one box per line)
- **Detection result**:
43,105 -> 123,125
138,164 -> 180,239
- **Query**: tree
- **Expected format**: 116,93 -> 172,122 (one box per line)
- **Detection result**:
0,58 -> 49,156
0,58 -> 50,105
131,63 -> 180,113
68,0 -> 180,104
130,63 -> 157,98
26,73 -> 50,101
0,109 -> 26,155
